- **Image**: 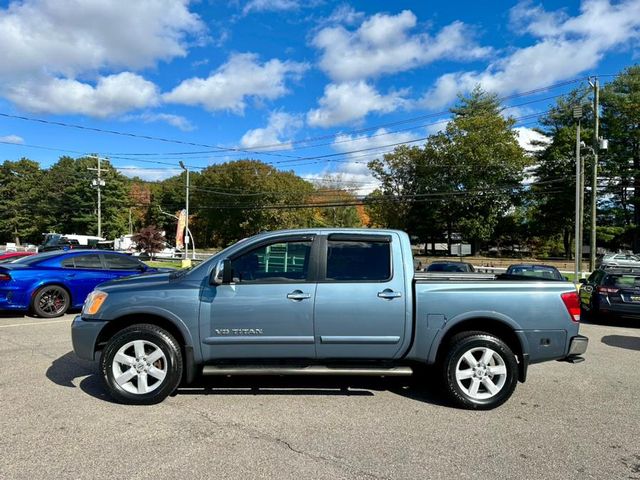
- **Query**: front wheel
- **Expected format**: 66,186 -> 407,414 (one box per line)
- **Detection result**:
100,324 -> 183,405
441,332 -> 518,410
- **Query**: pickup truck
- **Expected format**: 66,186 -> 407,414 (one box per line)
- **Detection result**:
71,229 -> 588,409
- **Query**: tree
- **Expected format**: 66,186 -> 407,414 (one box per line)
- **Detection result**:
600,65 -> 640,251
132,225 -> 166,259
367,87 -> 529,253
0,158 -> 48,244
192,160 -> 315,246
530,87 -> 593,258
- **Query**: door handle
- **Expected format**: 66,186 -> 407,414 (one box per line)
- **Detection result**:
378,289 -> 402,300
287,290 -> 311,301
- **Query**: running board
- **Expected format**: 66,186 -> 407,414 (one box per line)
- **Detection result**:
202,365 -> 414,377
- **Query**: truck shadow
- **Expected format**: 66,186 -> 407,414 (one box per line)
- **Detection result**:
46,351 -> 448,406
601,335 -> 640,352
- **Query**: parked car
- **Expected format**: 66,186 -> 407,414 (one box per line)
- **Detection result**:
425,260 -> 475,272
72,228 -> 587,409
0,251 -> 173,318
0,251 -> 35,263
597,253 -> 640,269
579,267 -> 640,320
505,264 -> 565,281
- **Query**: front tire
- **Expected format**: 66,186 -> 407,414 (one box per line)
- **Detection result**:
32,285 -> 70,318
100,324 -> 183,405
441,332 -> 518,410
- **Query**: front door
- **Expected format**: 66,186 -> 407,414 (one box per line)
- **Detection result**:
200,236 -> 318,360
314,233 -> 407,359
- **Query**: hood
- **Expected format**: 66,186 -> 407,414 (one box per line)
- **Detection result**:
98,272 -> 173,291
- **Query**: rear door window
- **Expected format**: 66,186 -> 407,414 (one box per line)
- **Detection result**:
326,239 -> 391,281
103,254 -> 144,270
72,254 -> 103,269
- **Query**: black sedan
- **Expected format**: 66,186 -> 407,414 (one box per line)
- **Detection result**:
506,264 -> 566,281
579,268 -> 640,321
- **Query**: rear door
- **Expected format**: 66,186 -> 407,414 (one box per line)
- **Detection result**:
313,233 -> 407,359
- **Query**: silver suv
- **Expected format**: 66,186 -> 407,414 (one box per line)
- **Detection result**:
597,253 -> 640,269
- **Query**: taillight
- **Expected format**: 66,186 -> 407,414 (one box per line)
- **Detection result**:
0,273 -> 11,281
597,286 -> 619,294
561,291 -> 580,322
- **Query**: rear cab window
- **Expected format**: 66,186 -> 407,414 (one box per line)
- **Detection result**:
325,234 -> 391,281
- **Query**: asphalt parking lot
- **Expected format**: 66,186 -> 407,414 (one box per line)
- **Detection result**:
0,314 -> 638,480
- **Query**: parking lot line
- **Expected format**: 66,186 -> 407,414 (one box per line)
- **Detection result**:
0,319 -> 72,328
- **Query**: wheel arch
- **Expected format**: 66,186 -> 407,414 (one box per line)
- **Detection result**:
95,313 -> 197,384
432,315 -> 529,382
30,282 -> 73,310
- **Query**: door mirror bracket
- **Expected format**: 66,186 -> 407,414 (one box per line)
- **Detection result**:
211,258 -> 233,285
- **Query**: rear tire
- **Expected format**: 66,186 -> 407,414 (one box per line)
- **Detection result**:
100,324 -> 183,405
441,332 -> 518,410
32,285 -> 70,318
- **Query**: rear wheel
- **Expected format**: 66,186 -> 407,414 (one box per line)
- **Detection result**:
32,285 -> 70,318
441,332 -> 518,410
100,324 -> 183,405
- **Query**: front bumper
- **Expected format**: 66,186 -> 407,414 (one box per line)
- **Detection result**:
71,315 -> 108,361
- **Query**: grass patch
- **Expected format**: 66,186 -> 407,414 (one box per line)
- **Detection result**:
145,260 -> 183,269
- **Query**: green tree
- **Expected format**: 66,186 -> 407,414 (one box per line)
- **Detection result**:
0,158 -> 48,244
530,88 -> 593,258
600,65 -> 640,251
192,160 -> 315,246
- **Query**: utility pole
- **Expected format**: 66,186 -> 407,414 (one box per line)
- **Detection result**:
179,161 -> 193,262
573,106 -> 583,280
589,77 -> 600,271
88,155 -> 106,238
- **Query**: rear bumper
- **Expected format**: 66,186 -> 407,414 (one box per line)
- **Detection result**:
598,302 -> 640,318
71,315 -> 107,361
562,335 -> 588,363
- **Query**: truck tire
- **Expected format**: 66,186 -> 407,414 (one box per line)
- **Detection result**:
441,332 -> 518,410
100,324 -> 183,405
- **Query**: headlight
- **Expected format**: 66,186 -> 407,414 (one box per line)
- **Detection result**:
83,290 -> 108,315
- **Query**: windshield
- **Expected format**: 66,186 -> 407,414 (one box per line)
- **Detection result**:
604,274 -> 640,289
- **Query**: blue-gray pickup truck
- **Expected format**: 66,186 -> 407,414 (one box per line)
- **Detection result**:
72,229 -> 588,409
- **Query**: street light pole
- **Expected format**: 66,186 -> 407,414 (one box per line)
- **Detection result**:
573,105 -> 583,281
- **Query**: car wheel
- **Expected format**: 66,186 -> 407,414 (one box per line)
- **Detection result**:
100,324 -> 183,405
441,332 -> 518,410
32,285 -> 70,318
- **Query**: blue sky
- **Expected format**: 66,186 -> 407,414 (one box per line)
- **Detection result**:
0,0 -> 638,191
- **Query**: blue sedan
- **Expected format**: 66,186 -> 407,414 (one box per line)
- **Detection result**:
0,250 -> 169,317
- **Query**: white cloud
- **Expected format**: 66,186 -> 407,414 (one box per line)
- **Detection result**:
0,0 -> 204,116
242,0 -> 301,15
118,166 -> 182,182
5,73 -> 160,117
422,0 -> 640,109
514,126 -> 549,152
313,10 -> 491,82
307,81 -> 408,127
240,111 -> 302,150
0,135 -> 24,144
124,112 -> 195,131
165,53 -> 308,113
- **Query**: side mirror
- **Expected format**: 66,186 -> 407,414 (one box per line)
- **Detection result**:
211,258 -> 233,285
578,278 -> 587,284
564,276 -> 569,281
